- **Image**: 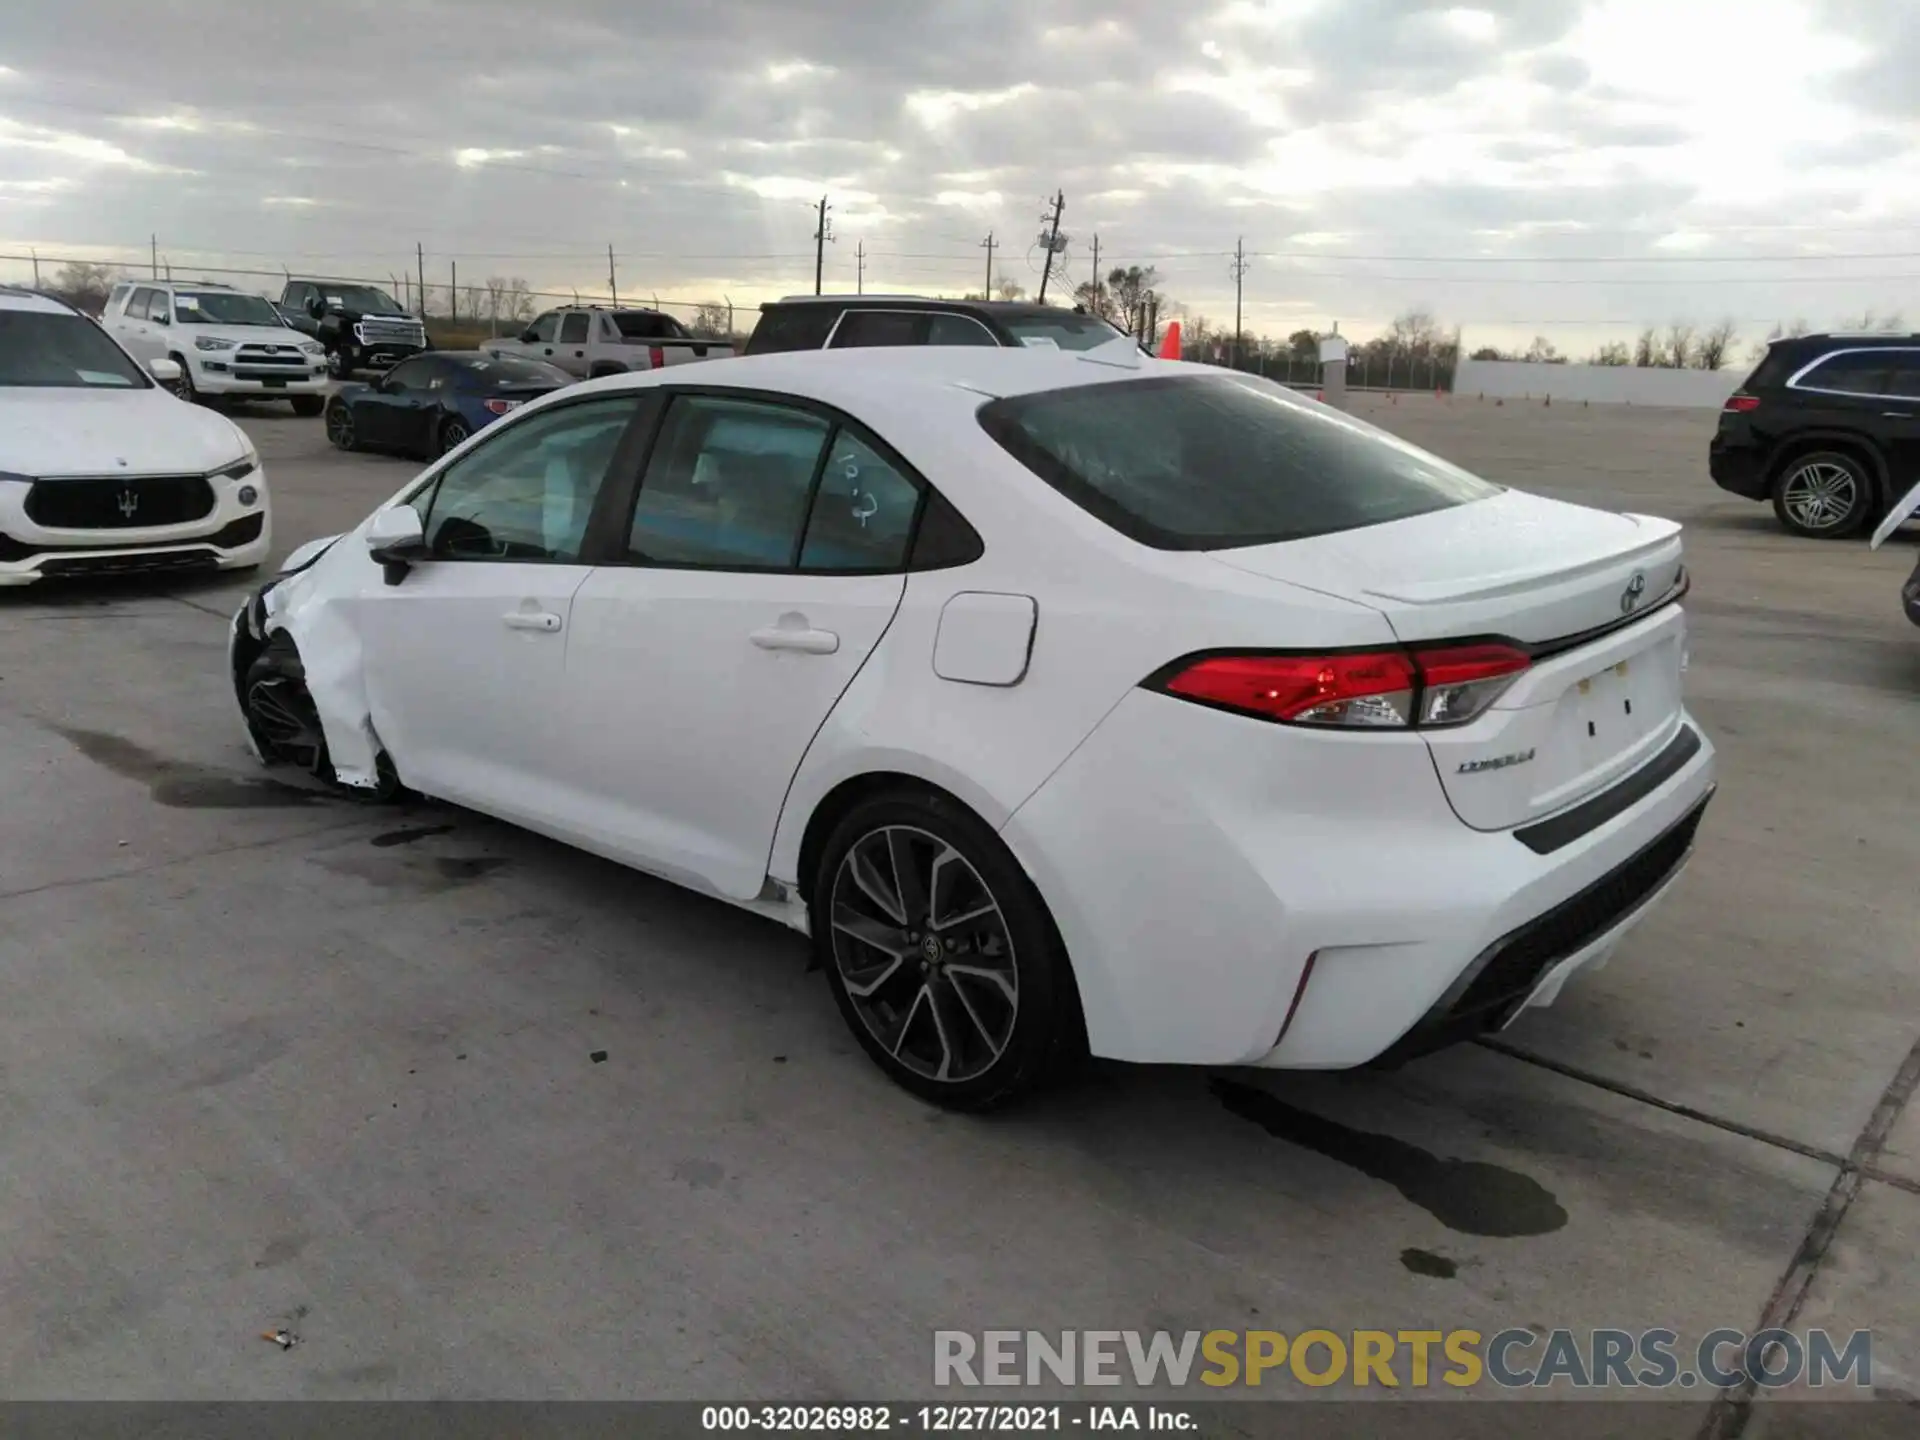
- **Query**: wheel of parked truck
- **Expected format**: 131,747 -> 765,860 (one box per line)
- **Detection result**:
290,395 -> 325,418
1774,451 -> 1873,538
168,356 -> 198,404
437,417 -> 471,457
324,398 -> 359,452
811,786 -> 1085,1111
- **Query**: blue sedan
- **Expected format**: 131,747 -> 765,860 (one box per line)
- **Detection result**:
323,351 -> 573,459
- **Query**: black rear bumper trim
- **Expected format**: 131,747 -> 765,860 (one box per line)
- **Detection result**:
1513,723 -> 1703,856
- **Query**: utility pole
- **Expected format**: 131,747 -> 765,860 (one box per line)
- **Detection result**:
1089,233 -> 1100,312
451,260 -> 458,322
30,248 -> 39,287
150,234 -> 158,279
1035,190 -> 1064,305
856,240 -> 866,295
813,195 -> 833,295
980,231 -> 996,298
1229,237 -> 1249,370
608,244 -> 618,306
416,242 -> 426,320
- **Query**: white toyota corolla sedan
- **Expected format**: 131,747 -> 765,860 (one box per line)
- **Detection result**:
229,338 -> 1715,1108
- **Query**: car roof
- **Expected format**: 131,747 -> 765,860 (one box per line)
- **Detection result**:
597,340 -> 1170,412
1768,332 -> 1920,350
760,295 -> 1105,322
0,286 -> 79,315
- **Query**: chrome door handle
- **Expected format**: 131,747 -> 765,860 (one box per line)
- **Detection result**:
750,624 -> 839,654
502,610 -> 562,632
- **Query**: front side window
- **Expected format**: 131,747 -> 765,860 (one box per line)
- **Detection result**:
526,312 -> 560,343
170,290 -> 284,326
0,309 -> 150,389
1885,354 -> 1920,400
800,432 -> 922,571
979,372 -> 1500,550
419,396 -> 637,562
1797,351 -> 1894,397
628,396 -> 831,568
559,312 -> 590,344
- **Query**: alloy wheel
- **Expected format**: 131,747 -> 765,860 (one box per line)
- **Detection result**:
828,825 -> 1019,1084
441,421 -> 469,455
325,402 -> 355,450
245,676 -> 328,776
1780,461 -> 1859,533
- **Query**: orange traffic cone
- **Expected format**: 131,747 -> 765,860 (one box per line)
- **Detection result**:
1157,321 -> 1183,360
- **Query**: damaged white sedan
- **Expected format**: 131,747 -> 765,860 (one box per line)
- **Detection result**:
230,342 -> 1715,1109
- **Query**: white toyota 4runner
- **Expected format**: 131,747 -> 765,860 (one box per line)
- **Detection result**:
105,281 -> 330,414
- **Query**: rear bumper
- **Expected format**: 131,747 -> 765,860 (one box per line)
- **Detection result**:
1708,434 -> 1769,499
1000,688 -> 1717,1069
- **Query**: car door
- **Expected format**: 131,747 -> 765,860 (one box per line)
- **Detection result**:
521,310 -> 561,363
1876,350 -> 1920,499
357,356 -> 440,453
557,392 -> 922,899
120,288 -> 163,361
357,392 -> 650,824
556,310 -> 593,376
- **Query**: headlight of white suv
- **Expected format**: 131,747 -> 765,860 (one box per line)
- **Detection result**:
195,337 -> 238,352
214,441 -> 260,482
300,341 -> 325,356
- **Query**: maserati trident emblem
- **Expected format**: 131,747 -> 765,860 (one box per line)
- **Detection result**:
1457,748 -> 1536,775
116,488 -> 139,519
1620,570 -> 1648,614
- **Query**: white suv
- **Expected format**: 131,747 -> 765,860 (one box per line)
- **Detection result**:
105,280 -> 329,414
0,285 -> 271,585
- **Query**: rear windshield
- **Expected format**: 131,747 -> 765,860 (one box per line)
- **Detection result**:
455,355 -> 571,386
0,309 -> 150,390
977,372 -> 1500,550
611,311 -> 690,340
1001,311 -> 1129,352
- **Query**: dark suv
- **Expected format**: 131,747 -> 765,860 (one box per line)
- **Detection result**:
1710,333 -> 1920,537
745,295 -> 1130,356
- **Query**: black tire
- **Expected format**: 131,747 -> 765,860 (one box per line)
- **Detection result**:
324,398 -> 359,452
1772,450 -> 1874,538
243,632 -> 406,802
812,788 -> 1084,1110
290,395 -> 325,418
589,363 -> 627,379
168,355 -> 198,404
438,417 -> 471,456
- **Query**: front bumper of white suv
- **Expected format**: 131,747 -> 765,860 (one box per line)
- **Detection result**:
0,459 -> 272,585
185,337 -> 329,398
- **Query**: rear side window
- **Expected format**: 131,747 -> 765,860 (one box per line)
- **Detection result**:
978,373 -> 1500,551
745,306 -> 838,354
1795,350 -> 1893,396
1885,354 -> 1920,400
1742,344 -> 1801,390
830,311 -> 926,348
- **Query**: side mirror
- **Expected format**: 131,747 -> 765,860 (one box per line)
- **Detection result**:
148,356 -> 182,384
306,297 -> 326,320
151,311 -> 170,327
520,328 -> 540,343
365,506 -> 426,584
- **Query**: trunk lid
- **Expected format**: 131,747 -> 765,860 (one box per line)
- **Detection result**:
1208,490 -> 1690,831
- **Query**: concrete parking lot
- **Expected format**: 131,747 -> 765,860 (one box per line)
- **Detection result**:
1,392 -> 1915,1428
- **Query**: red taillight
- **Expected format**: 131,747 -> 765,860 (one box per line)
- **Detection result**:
1162,651 -> 1418,727
648,345 -> 665,368
482,397 -> 522,416
1724,393 -> 1761,412
1154,642 -> 1530,730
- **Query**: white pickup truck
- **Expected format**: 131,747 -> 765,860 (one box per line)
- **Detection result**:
481,305 -> 732,378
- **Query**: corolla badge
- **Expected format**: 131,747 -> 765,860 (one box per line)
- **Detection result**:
1620,571 -> 1647,613
1457,748 -> 1536,774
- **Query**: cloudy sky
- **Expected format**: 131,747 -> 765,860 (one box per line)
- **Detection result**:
1,0 -> 1915,357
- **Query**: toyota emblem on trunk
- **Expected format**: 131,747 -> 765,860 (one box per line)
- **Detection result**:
117,488 -> 139,519
1620,571 -> 1647,613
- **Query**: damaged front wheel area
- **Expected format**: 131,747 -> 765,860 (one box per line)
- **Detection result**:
243,633 -> 403,801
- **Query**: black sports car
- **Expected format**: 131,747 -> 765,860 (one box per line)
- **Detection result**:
323,350 -> 573,459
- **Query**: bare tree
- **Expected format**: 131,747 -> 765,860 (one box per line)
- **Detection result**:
1105,265 -> 1160,337
1662,322 -> 1696,369
1590,341 -> 1632,366
1632,327 -> 1659,367
46,261 -> 117,314
993,276 -> 1027,303
1523,335 -> 1563,364
1749,318 -> 1811,362
483,275 -> 537,325
1694,318 -> 1739,370
689,303 -> 730,337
